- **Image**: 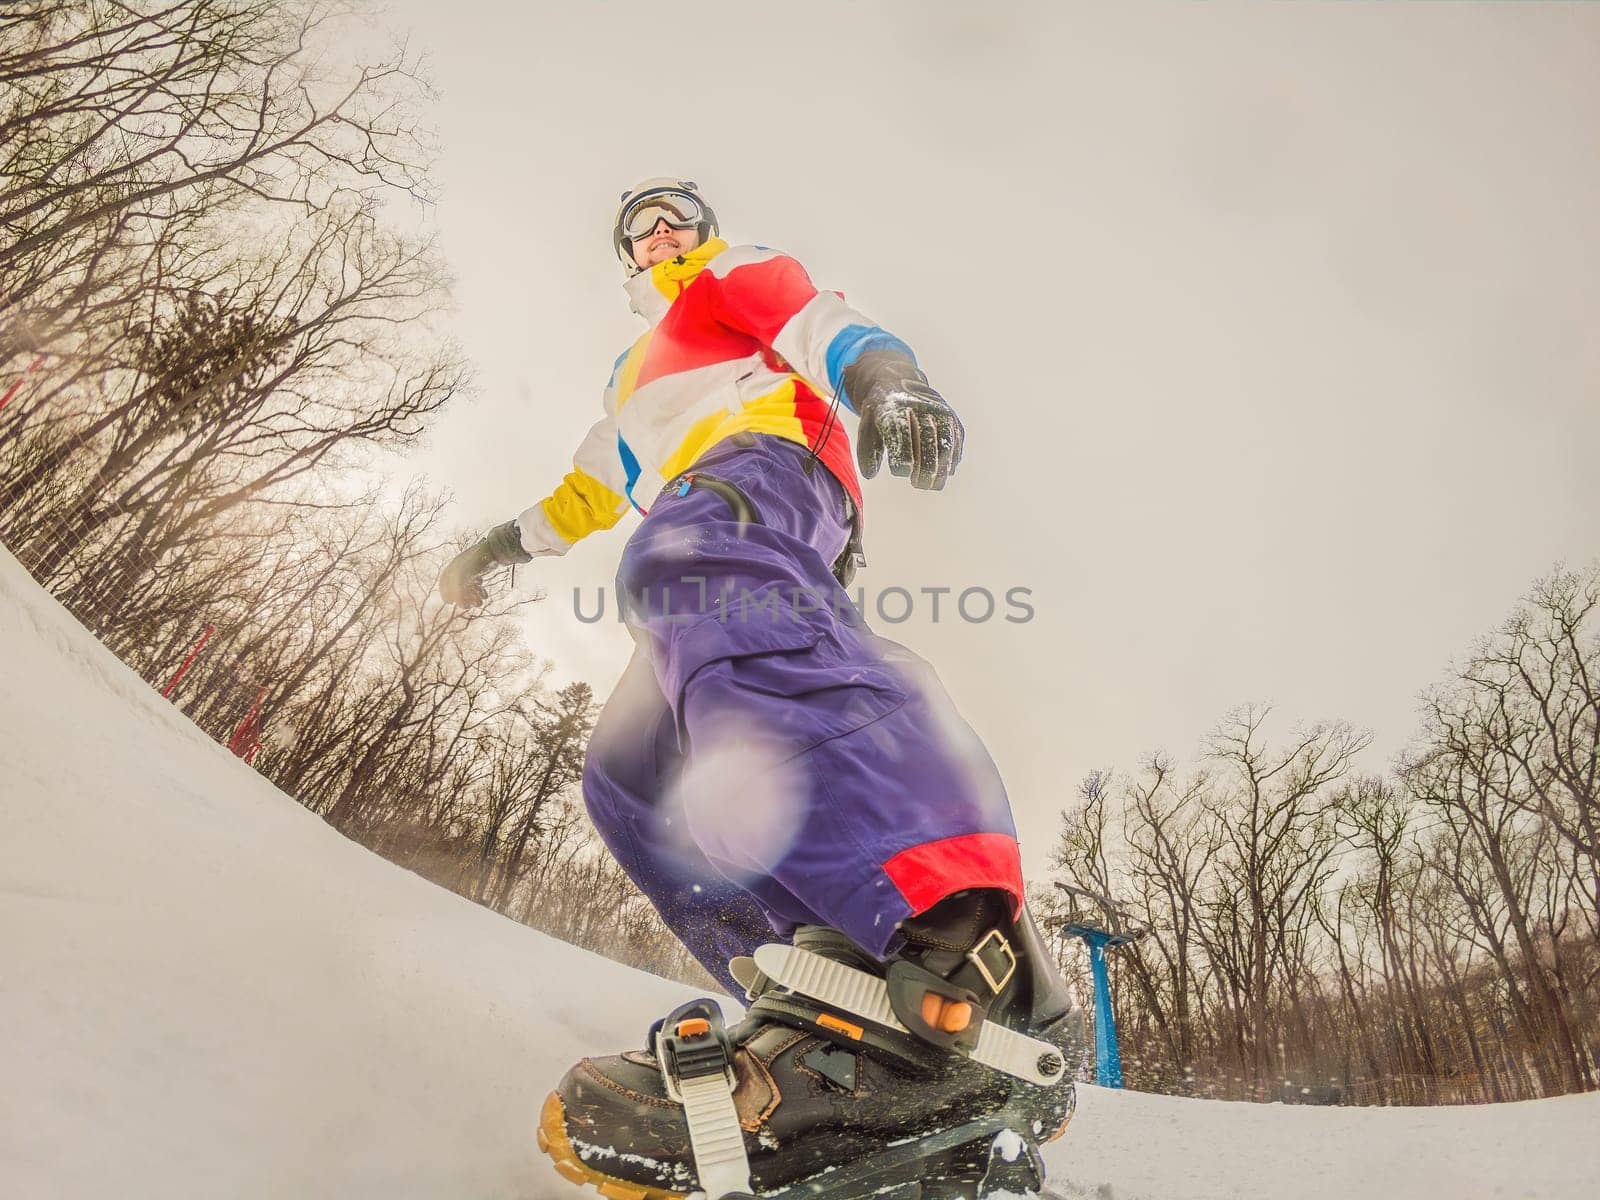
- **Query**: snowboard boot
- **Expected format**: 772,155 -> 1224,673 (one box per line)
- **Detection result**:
537,889 -> 1081,1199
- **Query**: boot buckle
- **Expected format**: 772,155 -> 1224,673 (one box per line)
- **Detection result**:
655,1009 -> 735,1102
967,928 -> 1017,994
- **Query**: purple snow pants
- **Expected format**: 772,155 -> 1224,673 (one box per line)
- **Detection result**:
581,434 -> 1021,995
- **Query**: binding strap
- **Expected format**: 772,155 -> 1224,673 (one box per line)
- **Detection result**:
652,1001 -> 751,1198
752,944 -> 1065,1087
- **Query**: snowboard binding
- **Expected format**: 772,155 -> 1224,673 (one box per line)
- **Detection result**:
538,892 -> 1079,1200
539,1087 -> 1051,1200
714,1112 -> 1051,1199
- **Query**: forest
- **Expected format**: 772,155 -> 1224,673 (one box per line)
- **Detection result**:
1038,588 -> 1599,1104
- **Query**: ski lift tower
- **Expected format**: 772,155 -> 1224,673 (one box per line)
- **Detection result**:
1054,883 -> 1148,1089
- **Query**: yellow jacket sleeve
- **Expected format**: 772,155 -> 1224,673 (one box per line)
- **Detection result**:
515,407 -> 631,557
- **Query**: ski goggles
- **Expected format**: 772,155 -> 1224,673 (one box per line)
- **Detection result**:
620,188 -> 705,241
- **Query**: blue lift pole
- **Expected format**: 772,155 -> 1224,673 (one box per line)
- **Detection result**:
1056,884 -> 1147,1090
1066,924 -> 1122,1088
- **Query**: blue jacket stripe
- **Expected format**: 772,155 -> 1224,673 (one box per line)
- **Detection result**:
618,435 -> 645,511
607,347 -> 631,389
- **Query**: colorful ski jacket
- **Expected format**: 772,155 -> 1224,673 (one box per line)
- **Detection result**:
513,238 -> 916,558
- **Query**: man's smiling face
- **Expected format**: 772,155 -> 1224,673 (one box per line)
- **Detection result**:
630,215 -> 702,270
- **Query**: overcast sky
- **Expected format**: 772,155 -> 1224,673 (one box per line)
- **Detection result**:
375,0 -> 1599,876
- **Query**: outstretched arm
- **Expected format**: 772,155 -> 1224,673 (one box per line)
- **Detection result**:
513,411 -> 631,557
706,248 -> 965,489
440,378 -> 632,609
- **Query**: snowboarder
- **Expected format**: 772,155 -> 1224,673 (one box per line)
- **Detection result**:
439,178 -> 1079,1198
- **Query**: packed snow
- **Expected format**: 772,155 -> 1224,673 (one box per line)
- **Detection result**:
2,542 -> 1596,1200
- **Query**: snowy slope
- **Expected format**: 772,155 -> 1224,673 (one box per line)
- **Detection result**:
2,542 -> 1597,1200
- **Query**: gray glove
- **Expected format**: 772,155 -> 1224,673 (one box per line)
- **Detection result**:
843,349 -> 965,491
438,521 -> 530,609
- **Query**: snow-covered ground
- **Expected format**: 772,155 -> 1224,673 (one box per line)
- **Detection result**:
2,541 -> 1597,1200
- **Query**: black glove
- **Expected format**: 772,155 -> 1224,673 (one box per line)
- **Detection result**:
843,349 -> 965,491
438,521 -> 530,609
